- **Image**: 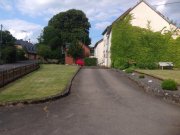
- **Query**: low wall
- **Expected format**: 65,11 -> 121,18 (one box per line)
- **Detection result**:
0,63 -> 40,88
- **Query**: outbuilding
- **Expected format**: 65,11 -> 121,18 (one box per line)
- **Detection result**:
159,62 -> 174,70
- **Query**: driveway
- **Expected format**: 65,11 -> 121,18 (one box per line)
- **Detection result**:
0,68 -> 180,135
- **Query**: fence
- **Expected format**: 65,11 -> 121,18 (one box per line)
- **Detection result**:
0,63 -> 40,88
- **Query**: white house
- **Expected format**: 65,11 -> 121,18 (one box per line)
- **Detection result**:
94,39 -> 105,66
97,0 -> 180,67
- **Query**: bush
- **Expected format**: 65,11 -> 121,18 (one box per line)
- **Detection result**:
146,63 -> 158,70
119,66 -> 127,70
84,58 -> 97,66
137,62 -> 158,69
2,46 -> 16,63
139,74 -> 145,79
137,63 -> 148,69
125,68 -> 134,74
37,45 -> 51,59
16,49 -> 26,61
161,79 -> 177,91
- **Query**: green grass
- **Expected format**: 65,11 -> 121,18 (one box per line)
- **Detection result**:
0,64 -> 78,103
136,69 -> 180,85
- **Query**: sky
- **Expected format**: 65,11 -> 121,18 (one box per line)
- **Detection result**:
0,0 -> 180,46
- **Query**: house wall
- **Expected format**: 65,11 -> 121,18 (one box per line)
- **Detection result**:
104,32 -> 112,67
15,45 -> 23,49
102,31 -> 112,67
65,55 -> 74,65
15,44 -> 37,60
102,1 -> 179,67
94,40 -> 104,66
130,2 -> 177,35
82,45 -> 90,57
27,53 -> 37,60
65,44 -> 90,65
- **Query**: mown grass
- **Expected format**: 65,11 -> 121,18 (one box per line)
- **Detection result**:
0,64 -> 78,103
136,69 -> 180,85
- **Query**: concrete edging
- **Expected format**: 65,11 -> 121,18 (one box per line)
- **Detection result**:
112,68 -> 180,105
0,66 -> 81,107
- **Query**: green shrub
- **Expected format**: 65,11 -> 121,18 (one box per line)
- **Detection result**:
161,79 -> 177,91
113,58 -> 129,69
16,49 -> 26,61
84,58 -> 97,66
146,63 -> 158,70
2,46 -> 16,63
119,66 -> 127,70
137,62 -> 158,69
118,63 -> 129,70
139,74 -> 145,79
125,68 -> 134,74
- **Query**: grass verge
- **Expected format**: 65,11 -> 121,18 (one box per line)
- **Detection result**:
136,69 -> 180,85
0,64 -> 78,103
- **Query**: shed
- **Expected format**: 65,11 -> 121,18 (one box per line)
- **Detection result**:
159,62 -> 173,70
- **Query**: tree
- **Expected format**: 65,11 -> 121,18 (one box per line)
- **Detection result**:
1,30 -> 16,63
42,26 -> 59,44
67,41 -> 83,61
37,44 -> 51,60
48,9 -> 91,45
16,49 -> 26,61
48,36 -> 61,50
2,46 -> 16,63
1,31 -> 16,46
38,9 -> 91,62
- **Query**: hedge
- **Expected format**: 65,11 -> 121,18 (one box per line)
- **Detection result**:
84,58 -> 97,66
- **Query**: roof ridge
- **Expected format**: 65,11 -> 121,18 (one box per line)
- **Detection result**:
94,39 -> 103,48
102,0 -> 178,35
140,0 -> 174,25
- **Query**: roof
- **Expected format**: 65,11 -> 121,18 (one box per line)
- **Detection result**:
102,0 -> 178,35
94,39 -> 103,48
102,8 -> 132,35
159,62 -> 173,67
80,42 -> 91,50
15,40 -> 37,54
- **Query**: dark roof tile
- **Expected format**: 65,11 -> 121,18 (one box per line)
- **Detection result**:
15,40 -> 37,54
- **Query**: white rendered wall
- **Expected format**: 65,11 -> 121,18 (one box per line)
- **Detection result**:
94,40 -> 105,66
130,2 -> 176,34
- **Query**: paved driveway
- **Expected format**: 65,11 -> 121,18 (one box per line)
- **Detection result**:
0,68 -> 180,135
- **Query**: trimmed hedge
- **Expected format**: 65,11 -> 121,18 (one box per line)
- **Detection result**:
84,58 -> 97,66
161,79 -> 177,91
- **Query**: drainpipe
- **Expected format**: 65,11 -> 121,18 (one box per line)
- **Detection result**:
107,35 -> 109,67
0,24 -> 2,64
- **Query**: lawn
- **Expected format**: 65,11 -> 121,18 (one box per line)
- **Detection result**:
136,69 -> 180,85
0,64 -> 78,103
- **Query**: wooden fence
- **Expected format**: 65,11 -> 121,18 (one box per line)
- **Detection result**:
0,63 -> 40,88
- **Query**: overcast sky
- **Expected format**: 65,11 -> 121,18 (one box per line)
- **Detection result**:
0,0 -> 180,45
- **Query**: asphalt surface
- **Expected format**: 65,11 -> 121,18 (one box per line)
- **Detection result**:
0,68 -> 180,135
